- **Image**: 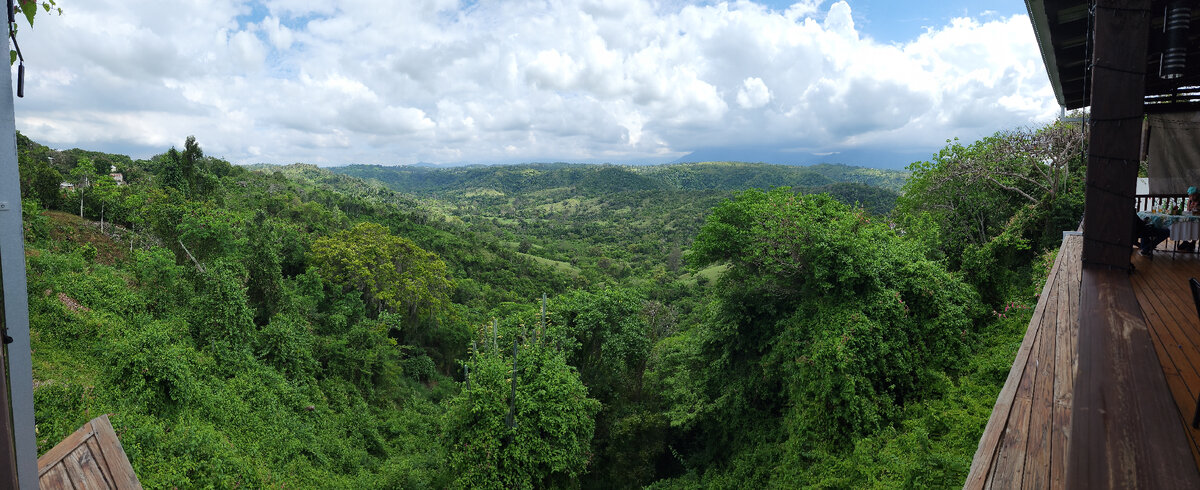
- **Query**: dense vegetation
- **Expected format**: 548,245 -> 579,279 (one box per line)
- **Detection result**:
17,120 -> 1084,487
332,162 -> 903,285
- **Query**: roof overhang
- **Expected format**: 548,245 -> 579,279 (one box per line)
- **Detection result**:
1025,0 -> 1200,113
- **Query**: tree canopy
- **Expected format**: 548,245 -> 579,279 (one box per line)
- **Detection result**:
310,221 -> 452,325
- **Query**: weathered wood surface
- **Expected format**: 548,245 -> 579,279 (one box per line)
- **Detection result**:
1129,251 -> 1200,468
37,414 -> 142,490
966,234 -> 1082,489
1067,264 -> 1200,488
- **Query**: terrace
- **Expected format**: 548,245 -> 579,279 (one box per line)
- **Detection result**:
966,0 -> 1200,486
966,235 -> 1200,488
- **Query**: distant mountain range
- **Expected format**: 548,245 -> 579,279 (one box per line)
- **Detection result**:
669,144 -> 931,170
310,145 -> 932,170
330,161 -> 910,197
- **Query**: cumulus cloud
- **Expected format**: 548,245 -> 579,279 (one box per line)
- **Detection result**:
12,0 -> 1057,166
737,77 -> 771,109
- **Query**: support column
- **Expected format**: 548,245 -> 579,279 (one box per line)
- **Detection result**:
1080,0 -> 1151,269
0,50 -> 38,488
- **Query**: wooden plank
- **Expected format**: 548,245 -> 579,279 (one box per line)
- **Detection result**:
966,235 -> 1078,488
992,320 -> 1045,488
1050,406 -> 1072,490
1023,291 -> 1058,489
1131,260 -> 1200,394
1050,242 -> 1081,490
1130,254 -> 1200,470
1160,372 -> 1200,450
1067,268 -> 1200,488
59,450 -> 88,490
64,444 -> 110,490
1134,275 -> 1200,383
991,396 -> 1034,488
91,415 -> 141,490
39,463 -> 75,490
85,438 -> 112,488
38,421 -> 96,476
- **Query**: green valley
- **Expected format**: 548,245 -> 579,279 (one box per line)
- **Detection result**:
17,120 -> 1084,488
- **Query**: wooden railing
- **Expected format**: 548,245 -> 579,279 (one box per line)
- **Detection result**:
1136,193 -> 1187,212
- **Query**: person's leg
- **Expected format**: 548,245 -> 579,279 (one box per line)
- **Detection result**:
1148,227 -> 1170,252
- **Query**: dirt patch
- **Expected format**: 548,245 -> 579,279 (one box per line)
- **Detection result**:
57,292 -> 90,313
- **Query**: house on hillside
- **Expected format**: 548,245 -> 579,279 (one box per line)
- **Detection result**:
967,1 -> 1200,488
109,164 -> 125,185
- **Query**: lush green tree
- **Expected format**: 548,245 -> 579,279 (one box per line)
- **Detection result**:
188,260 -> 257,365
90,174 -> 121,233
893,121 -> 1085,303
309,222 -> 452,325
176,203 -> 243,268
68,157 -> 97,218
156,148 -> 188,194
665,189 -> 983,485
245,211 -> 284,325
17,151 -> 61,208
550,287 -> 650,404
444,337 -> 600,489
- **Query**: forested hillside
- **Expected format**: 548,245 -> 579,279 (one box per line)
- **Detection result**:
332,162 -> 903,284
17,121 -> 1084,488
333,161 -> 907,195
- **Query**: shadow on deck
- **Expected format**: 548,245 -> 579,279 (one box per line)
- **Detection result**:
966,234 -> 1200,488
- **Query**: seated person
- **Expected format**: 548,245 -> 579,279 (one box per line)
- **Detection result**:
1134,211 -> 1170,257
1188,186 -> 1200,213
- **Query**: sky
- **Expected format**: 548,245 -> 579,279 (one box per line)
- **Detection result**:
11,0 -> 1058,169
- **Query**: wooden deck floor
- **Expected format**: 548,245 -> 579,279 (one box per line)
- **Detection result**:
966,235 -> 1200,488
1128,246 -> 1200,469
965,234 -> 1081,489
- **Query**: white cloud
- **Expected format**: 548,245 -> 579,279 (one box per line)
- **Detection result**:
11,0 -> 1056,166
260,16 -> 294,51
737,77 -> 771,109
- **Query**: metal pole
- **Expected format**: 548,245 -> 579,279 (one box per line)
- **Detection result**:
0,49 -> 37,488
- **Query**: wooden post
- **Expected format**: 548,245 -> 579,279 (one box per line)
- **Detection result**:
1079,0 -> 1151,270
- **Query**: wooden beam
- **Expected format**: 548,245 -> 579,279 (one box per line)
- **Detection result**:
1080,0 -> 1150,269
1067,268 -> 1200,488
